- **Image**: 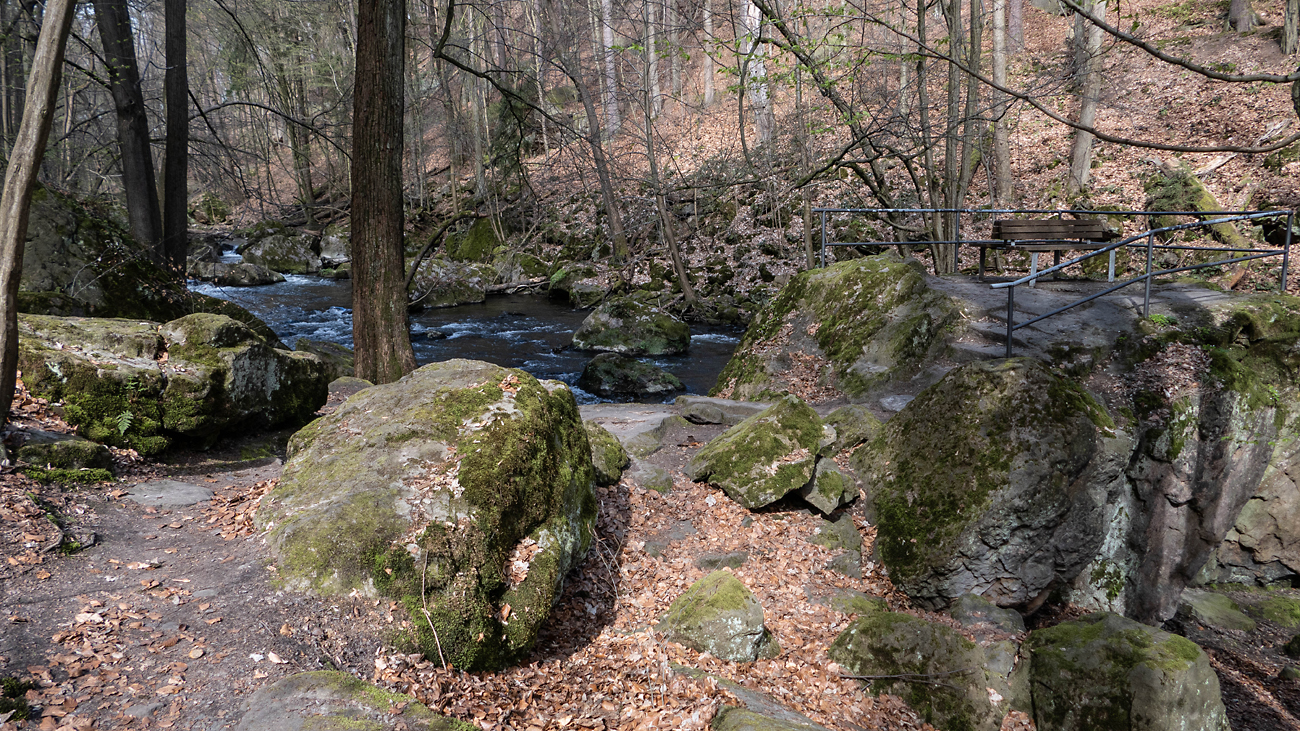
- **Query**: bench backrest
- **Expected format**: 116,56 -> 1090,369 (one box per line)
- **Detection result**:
992,219 -> 1107,241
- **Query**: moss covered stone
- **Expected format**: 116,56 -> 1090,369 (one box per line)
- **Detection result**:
18,313 -> 327,455
237,224 -> 321,274
829,611 -> 1020,731
256,360 -> 597,671
447,218 -> 501,262
659,570 -> 778,662
1144,163 -> 1250,252
800,458 -> 854,515
851,358 -> 1127,610
822,404 -> 881,452
1243,595 -> 1300,628
407,257 -> 492,309
234,671 -> 473,731
709,706 -> 826,731
585,420 -> 630,486
1027,612 -> 1228,731
17,430 -> 112,471
577,353 -> 684,400
571,297 -> 690,356
713,253 -> 960,402
1175,589 -> 1256,632
688,395 -> 830,509
296,338 -> 355,381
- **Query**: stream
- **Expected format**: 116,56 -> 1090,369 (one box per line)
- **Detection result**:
189,267 -> 741,404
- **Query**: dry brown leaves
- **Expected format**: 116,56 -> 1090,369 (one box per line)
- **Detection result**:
199,479 -> 276,541
0,473 -> 69,583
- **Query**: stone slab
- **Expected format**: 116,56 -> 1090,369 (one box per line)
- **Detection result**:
126,480 -> 214,507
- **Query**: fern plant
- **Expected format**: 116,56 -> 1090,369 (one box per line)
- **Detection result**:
115,410 -> 134,436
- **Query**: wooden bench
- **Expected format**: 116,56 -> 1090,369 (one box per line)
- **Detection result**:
980,219 -> 1112,283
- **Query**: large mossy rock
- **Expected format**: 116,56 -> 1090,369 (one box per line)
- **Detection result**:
688,395 -> 832,510
18,313 -> 328,455
407,257 -> 492,309
447,218 -> 501,262
829,610 -> 1025,731
571,297 -> 691,356
1144,161 -> 1250,252
187,261 -> 285,287
234,671 -> 472,731
852,358 -> 1128,611
255,360 -> 597,671
659,570 -> 778,662
577,353 -> 684,400
1027,613 -> 1229,731
237,221 -> 321,274
713,253 -> 960,403
294,338 -> 354,381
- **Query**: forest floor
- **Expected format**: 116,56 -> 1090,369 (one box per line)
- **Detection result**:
2,379 -> 1300,731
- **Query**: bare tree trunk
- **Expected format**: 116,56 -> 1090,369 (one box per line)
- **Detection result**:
646,0 -> 661,117
1068,0 -> 1105,194
1008,0 -> 1024,52
797,69 -> 814,269
600,0 -> 620,136
0,0 -> 74,425
1229,0 -> 1261,31
352,0 -> 416,384
669,0 -> 682,103
739,0 -> 772,144
992,0 -> 1013,206
545,0 -> 628,262
95,0 -> 163,253
1286,0 -> 1299,54
162,0 -> 187,276
702,0 -> 715,106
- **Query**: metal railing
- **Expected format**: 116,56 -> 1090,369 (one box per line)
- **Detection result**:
812,207 -> 1295,357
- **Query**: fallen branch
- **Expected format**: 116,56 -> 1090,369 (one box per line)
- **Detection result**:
486,278 -> 547,294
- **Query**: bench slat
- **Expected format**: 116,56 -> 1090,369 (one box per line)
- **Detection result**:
993,219 -> 1106,241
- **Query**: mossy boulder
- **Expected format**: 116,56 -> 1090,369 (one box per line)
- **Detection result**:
19,185 -> 196,322
18,313 -> 328,455
237,224 -> 321,274
688,395 -> 832,510
234,671 -> 473,731
829,611 -> 1024,731
187,261 -> 285,287
659,570 -> 778,662
571,297 -> 691,356
852,358 -> 1128,610
319,223 -> 351,267
407,257 -> 491,309
713,253 -> 960,403
1027,612 -> 1229,731
949,593 -> 1026,635
1175,589 -> 1256,632
1144,161 -> 1250,252
17,430 -> 111,471
295,338 -> 354,381
577,353 -> 684,400
255,360 -> 597,671
1242,595 -> 1300,628
677,395 -> 771,426
447,218 -> 501,262
585,420 -> 630,486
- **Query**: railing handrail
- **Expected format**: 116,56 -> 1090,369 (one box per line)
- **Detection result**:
813,206 -> 1296,357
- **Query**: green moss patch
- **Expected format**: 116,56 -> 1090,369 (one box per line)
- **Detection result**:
713,253 -> 960,401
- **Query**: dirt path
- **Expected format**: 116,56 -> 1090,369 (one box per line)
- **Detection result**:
0,449 -> 407,730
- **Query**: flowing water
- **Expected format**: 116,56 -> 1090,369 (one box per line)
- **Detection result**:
189,262 -> 741,403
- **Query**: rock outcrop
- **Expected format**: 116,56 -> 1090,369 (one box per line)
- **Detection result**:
571,297 -> 691,356
234,671 -> 472,731
187,261 -> 286,287
255,360 -> 597,670
18,313 -> 328,455
852,358 -> 1129,611
585,421 -> 630,486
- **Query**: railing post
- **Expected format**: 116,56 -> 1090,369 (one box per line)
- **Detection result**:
1006,285 -> 1015,358
820,211 -> 827,269
1283,210 -> 1294,293
1144,230 -> 1154,318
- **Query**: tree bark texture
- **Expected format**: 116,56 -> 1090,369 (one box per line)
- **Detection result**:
95,0 -> 162,254
351,0 -> 416,384
1229,0 -> 1261,31
162,0 -> 188,276
0,0 -> 74,424
739,0 -> 772,144
1285,0 -> 1298,54
1068,0 -> 1105,194
702,0 -> 715,106
600,0 -> 620,136
992,0 -> 1014,205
